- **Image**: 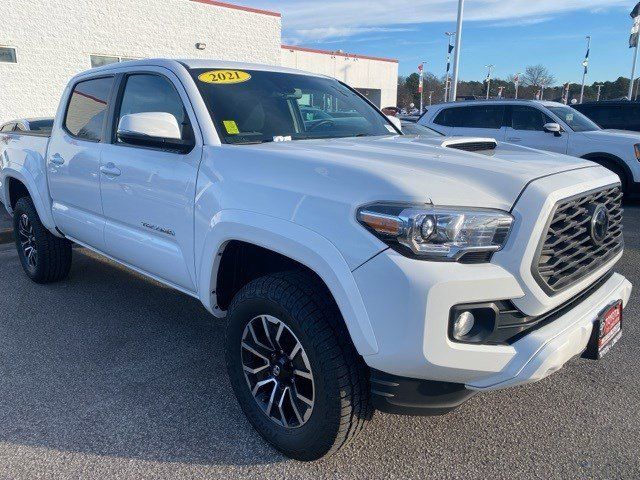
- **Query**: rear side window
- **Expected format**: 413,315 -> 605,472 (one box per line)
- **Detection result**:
0,123 -> 15,132
434,105 -> 504,129
64,77 -> 114,142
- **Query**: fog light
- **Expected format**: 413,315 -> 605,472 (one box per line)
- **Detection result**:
453,311 -> 475,340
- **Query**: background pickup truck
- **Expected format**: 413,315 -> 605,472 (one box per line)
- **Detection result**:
0,59 -> 632,461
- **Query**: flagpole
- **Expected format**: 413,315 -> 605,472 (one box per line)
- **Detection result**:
485,64 -> 494,100
514,73 -> 521,99
580,36 -> 591,104
444,32 -> 455,102
450,0 -> 465,102
630,42 -> 639,100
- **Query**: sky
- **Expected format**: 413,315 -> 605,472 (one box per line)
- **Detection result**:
236,0 -> 640,85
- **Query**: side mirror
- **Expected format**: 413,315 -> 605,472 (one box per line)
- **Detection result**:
117,112 -> 191,152
543,122 -> 562,136
386,115 -> 402,133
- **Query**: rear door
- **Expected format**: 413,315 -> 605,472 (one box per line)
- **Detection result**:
99,69 -> 202,292
432,105 -> 507,141
47,76 -> 115,249
504,105 -> 569,154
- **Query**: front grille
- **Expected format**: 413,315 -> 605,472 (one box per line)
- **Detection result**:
532,185 -> 623,295
446,141 -> 497,152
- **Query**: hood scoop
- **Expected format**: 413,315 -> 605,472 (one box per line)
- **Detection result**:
441,137 -> 498,152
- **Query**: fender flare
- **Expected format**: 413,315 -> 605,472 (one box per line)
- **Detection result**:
581,152 -> 631,189
1,169 -> 58,234
196,209 -> 379,356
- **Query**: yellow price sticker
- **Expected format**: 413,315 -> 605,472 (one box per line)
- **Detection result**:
223,120 -> 240,135
198,70 -> 251,84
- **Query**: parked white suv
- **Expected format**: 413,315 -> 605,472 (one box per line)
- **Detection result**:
419,100 -> 640,195
0,60 -> 632,460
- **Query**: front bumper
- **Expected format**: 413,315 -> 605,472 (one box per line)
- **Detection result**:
354,248 -> 632,390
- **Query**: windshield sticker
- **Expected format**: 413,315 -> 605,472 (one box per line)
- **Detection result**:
198,70 -> 251,84
223,120 -> 240,135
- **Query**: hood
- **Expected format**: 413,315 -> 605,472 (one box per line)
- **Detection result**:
236,135 -> 595,210
581,129 -> 640,142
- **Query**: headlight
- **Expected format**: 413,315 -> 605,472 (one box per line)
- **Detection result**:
357,202 -> 514,262
634,143 -> 640,161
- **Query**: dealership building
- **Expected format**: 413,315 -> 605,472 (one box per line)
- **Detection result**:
0,0 -> 398,123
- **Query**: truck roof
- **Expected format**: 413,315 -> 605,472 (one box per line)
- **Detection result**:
76,58 -> 328,81
429,99 -> 565,109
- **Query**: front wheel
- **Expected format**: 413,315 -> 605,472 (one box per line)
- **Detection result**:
13,196 -> 72,284
224,271 -> 372,461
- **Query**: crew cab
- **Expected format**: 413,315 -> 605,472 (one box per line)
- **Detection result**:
0,59 -> 632,461
419,99 -> 640,195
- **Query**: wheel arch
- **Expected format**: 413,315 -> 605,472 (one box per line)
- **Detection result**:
2,170 -> 59,234
196,210 -> 379,356
580,152 -> 630,190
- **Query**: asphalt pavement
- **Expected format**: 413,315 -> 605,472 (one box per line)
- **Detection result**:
0,206 -> 639,479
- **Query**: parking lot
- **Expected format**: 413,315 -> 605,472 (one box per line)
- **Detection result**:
0,205 -> 637,480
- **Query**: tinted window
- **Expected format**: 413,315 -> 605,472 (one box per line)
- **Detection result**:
116,74 -> 193,144
510,106 -> 553,131
434,106 -> 504,129
27,119 -> 54,134
64,77 -> 114,141
434,108 -> 465,127
190,68 -> 392,144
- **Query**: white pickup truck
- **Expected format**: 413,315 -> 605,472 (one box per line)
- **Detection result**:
0,59 -> 632,461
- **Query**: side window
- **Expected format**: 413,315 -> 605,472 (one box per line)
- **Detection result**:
510,106 -> 553,131
459,105 -> 505,129
434,108 -> 465,127
628,106 -> 640,128
64,77 -> 114,142
0,123 -> 15,132
116,74 -> 194,145
15,123 -> 26,132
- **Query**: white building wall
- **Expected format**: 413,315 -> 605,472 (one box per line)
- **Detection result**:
281,46 -> 398,108
0,0 -> 281,123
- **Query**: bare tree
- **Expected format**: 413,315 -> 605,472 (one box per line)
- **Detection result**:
522,65 -> 555,87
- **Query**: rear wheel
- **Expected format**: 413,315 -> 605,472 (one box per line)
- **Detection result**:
586,157 -> 629,197
13,197 -> 72,283
224,271 -> 372,461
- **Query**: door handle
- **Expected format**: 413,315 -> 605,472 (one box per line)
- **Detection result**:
49,153 -> 65,165
100,163 -> 121,177
507,137 -> 522,142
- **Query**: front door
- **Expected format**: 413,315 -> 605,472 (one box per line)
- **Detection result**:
99,71 -> 202,291
47,76 -> 116,250
504,105 -> 569,154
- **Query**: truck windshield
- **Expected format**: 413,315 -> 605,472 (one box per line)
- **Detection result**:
190,68 -> 395,144
547,106 -> 600,132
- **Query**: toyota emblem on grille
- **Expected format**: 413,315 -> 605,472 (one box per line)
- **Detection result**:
589,204 -> 610,245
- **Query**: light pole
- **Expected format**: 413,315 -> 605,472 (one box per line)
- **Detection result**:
444,32 -> 455,102
450,0 -> 465,102
580,36 -> 591,103
485,64 -> 494,99
428,90 -> 434,106
595,83 -> 604,101
514,72 -> 521,99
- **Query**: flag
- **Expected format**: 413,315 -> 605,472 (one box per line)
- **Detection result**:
583,47 -> 590,74
631,2 -> 640,48
417,63 -> 424,72
418,63 -> 424,93
513,73 -> 519,84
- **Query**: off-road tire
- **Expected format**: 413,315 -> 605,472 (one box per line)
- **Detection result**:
224,271 -> 372,461
13,196 -> 72,283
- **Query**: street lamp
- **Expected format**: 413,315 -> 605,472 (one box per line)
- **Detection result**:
580,35 -> 591,104
595,83 -> 604,101
450,0 -> 465,102
484,64 -> 495,99
444,32 -> 455,102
